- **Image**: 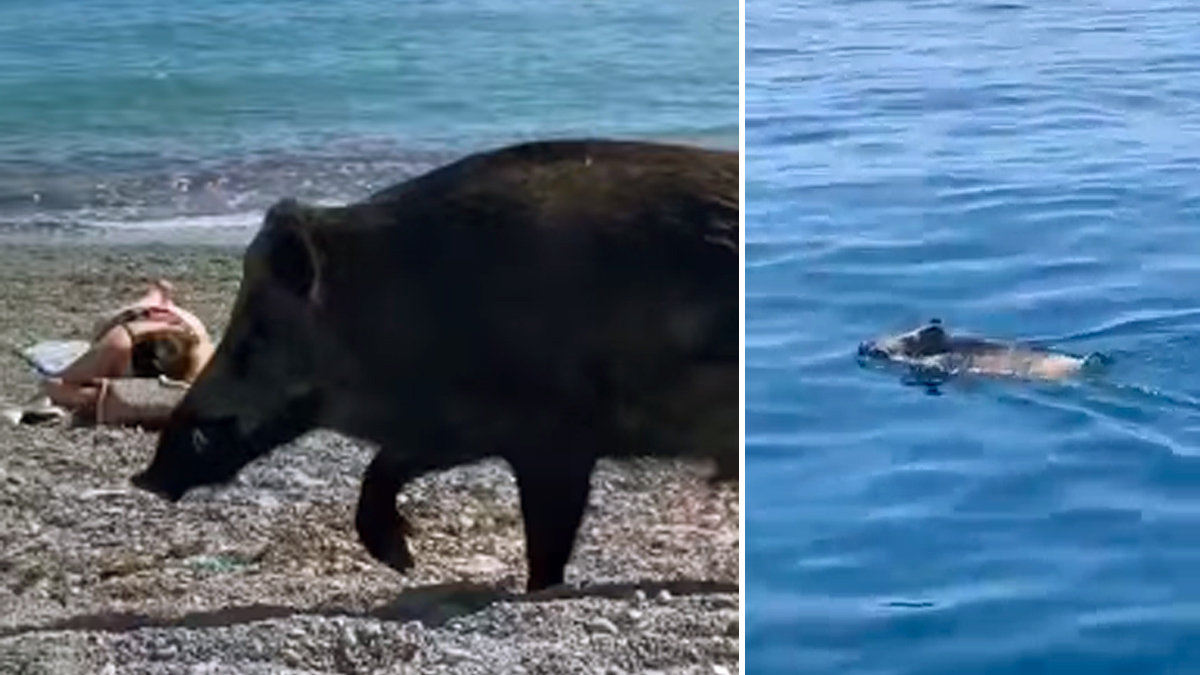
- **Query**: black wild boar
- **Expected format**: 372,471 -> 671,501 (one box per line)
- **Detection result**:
857,318 -> 1110,382
131,138 -> 739,592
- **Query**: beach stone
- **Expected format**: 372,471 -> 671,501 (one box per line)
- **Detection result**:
587,617 -> 620,636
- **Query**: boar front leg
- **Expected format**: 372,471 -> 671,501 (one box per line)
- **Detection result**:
354,449 -> 432,574
509,451 -> 598,592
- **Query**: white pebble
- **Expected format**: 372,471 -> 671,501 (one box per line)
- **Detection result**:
441,646 -> 476,663
280,648 -> 304,666
342,625 -> 359,648
587,617 -> 619,636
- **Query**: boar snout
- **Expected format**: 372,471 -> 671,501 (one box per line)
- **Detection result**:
131,415 -> 249,502
131,390 -> 324,502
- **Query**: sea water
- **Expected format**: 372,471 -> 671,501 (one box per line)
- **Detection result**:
0,0 -> 737,245
747,0 -> 1200,672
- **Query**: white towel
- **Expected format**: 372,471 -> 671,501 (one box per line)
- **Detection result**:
15,339 -> 92,376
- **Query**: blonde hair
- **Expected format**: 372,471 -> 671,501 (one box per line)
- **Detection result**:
130,329 -> 202,382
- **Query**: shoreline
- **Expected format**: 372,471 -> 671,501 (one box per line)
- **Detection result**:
0,243 -> 740,673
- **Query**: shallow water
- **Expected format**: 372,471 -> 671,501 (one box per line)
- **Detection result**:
0,0 -> 737,243
746,0 -> 1200,672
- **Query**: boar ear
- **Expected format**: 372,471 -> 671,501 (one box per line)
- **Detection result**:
263,199 -> 323,303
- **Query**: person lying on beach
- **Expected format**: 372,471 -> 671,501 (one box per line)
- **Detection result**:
37,280 -> 216,424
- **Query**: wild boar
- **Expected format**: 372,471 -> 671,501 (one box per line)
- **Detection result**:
857,318 -> 1111,383
131,138 -> 739,592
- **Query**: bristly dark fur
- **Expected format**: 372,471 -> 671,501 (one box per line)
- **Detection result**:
366,138 -> 738,253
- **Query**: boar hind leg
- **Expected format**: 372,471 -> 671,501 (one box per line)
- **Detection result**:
510,453 -> 598,592
355,450 -> 430,574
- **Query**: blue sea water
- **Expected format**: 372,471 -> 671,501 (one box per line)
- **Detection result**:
746,1 -> 1200,673
0,0 -> 736,245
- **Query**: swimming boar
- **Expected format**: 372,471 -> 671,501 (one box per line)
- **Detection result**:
857,318 -> 1109,383
130,138 -> 739,592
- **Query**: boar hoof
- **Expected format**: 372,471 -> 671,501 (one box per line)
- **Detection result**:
377,535 -> 414,573
358,516 -> 415,574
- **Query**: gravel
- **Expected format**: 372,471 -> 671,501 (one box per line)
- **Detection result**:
0,243 -> 740,674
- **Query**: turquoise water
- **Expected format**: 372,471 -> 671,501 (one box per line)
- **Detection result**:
747,0 -> 1200,673
0,0 -> 736,242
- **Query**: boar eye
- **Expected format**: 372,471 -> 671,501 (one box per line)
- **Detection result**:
192,428 -> 209,454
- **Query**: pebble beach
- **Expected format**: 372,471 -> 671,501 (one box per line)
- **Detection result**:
0,243 -> 739,674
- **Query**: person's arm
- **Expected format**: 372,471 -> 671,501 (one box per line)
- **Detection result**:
89,280 -> 175,338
